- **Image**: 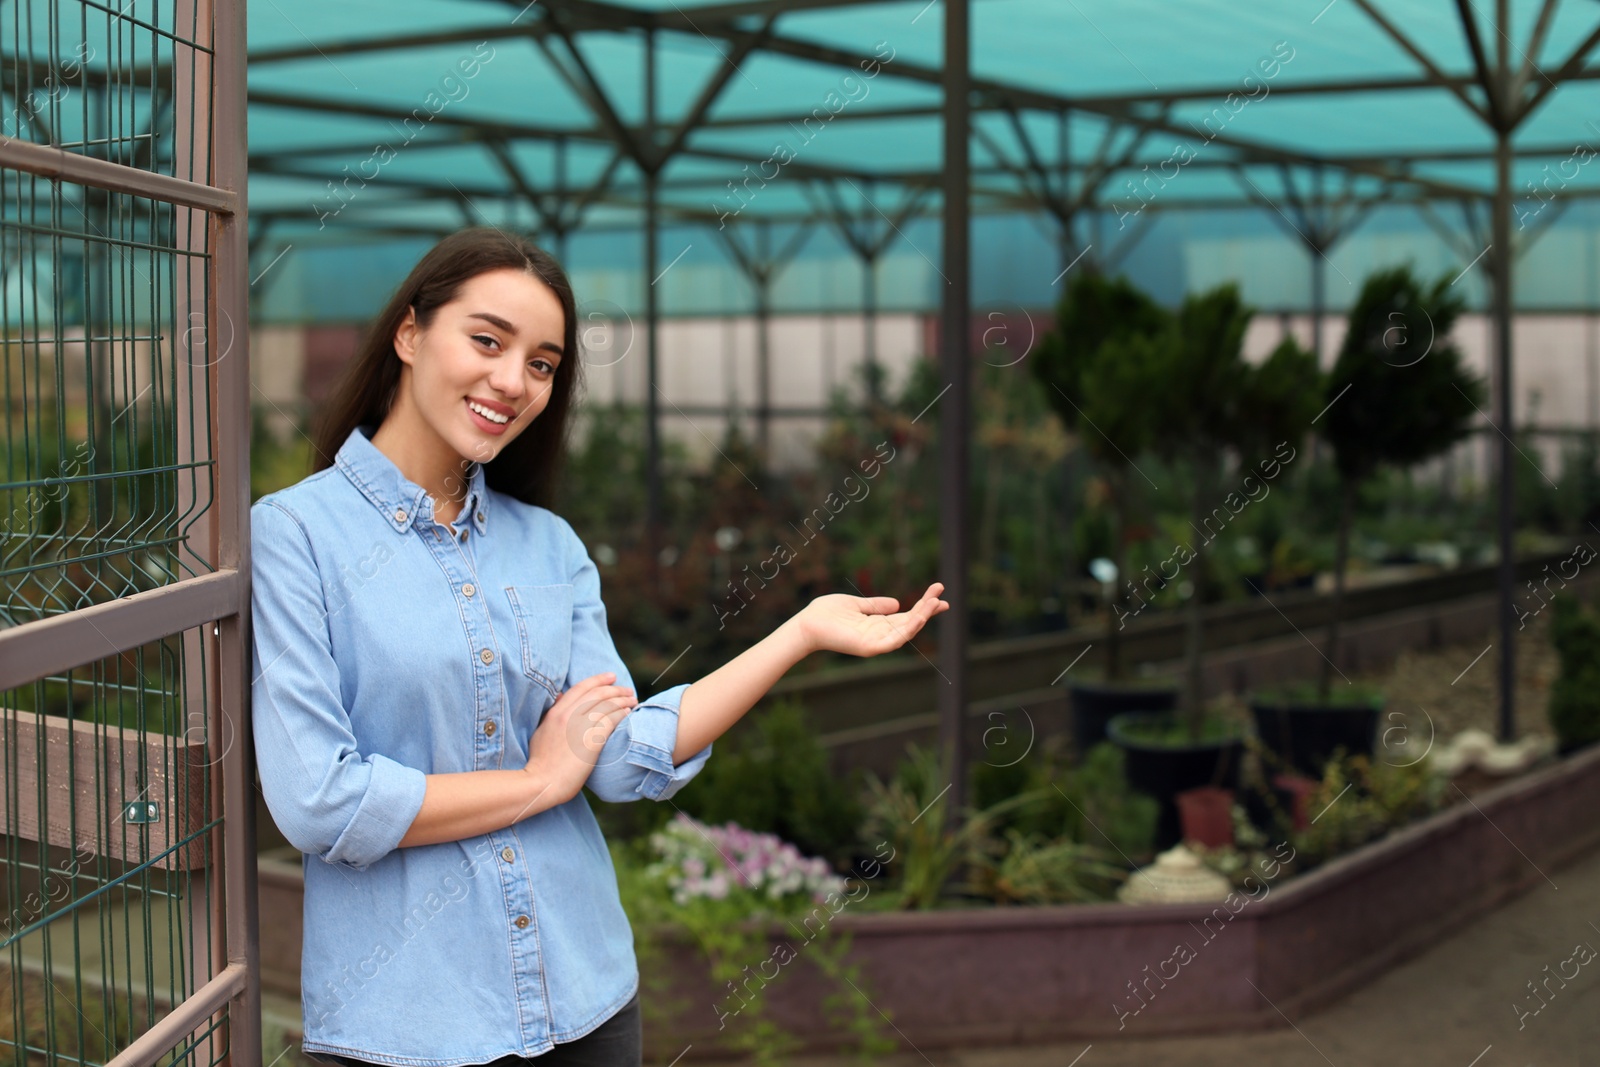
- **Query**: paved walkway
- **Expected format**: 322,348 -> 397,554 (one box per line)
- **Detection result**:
758,845 -> 1600,1067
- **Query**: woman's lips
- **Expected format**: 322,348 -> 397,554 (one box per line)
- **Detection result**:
466,398 -> 511,435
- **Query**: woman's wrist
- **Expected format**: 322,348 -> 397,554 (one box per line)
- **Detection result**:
671,613 -> 815,763
400,767 -> 563,848
779,609 -> 816,661
518,758 -> 565,814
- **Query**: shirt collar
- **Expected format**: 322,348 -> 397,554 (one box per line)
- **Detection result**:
335,423 -> 490,536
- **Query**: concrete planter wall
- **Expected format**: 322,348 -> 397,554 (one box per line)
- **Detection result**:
258,744 -> 1600,1057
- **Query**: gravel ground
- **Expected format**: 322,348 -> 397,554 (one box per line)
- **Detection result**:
1201,605 -> 1564,779
1359,607 -> 1560,753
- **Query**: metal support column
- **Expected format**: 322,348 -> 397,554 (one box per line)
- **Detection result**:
643,28 -> 662,557
214,0 -> 261,1055
862,179 -> 881,407
939,0 -> 972,822
1493,126 -> 1516,742
1310,167 -> 1326,366
1493,0 -> 1516,743
756,219 -> 772,461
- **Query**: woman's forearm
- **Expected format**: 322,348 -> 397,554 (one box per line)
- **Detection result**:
397,767 -> 562,848
672,614 -> 813,763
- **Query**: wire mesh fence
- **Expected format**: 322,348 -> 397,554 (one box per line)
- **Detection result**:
1,1 -> 253,1065
2,176 -> 217,627
1,624 -> 224,1067
1,0 -> 211,178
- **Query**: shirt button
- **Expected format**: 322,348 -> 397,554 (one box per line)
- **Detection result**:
458,529 -> 467,542
514,915 -> 530,930
462,583 -> 476,598
393,509 -> 407,523
501,846 -> 514,863
484,720 -> 496,736
480,648 -> 494,665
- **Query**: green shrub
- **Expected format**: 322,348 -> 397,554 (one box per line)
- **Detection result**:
862,745 -> 1033,909
969,742 -> 1053,838
1548,594 -> 1600,752
668,698 -> 865,868
1065,742 -> 1160,862
970,830 -> 1128,905
1291,751 -> 1444,867
970,740 -> 1156,863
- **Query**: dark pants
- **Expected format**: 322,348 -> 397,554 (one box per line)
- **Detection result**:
316,992 -> 642,1067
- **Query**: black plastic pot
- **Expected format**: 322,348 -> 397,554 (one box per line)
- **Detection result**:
1106,711 -> 1247,850
1067,682 -> 1179,760
1249,698 -> 1382,779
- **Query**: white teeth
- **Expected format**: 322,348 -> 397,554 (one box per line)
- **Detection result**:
468,400 -> 509,425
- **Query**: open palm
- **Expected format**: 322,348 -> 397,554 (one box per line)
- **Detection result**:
798,582 -> 949,658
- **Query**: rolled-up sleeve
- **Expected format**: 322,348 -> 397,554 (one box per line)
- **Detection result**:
557,519 -> 712,803
250,500 -> 427,869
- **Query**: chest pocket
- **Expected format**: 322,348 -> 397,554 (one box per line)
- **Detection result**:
505,584 -> 574,702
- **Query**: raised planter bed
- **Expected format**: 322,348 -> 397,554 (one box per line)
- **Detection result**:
256,744 -> 1600,1057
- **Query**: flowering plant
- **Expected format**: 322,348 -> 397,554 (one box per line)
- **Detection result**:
646,813 -> 847,907
613,816 -> 895,1063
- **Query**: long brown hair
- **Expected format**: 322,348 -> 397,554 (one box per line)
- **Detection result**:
311,227 -> 583,509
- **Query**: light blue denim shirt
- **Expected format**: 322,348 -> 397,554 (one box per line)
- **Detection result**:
250,422 -> 712,1065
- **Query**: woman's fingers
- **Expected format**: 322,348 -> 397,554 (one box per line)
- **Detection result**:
876,585 -> 949,647
549,679 -> 636,759
595,703 -> 633,730
580,693 -> 634,721
563,677 -> 635,707
555,672 -> 614,706
571,671 -> 624,694
566,688 -> 636,727
890,586 -> 945,620
856,583 -> 946,620
568,696 -> 634,754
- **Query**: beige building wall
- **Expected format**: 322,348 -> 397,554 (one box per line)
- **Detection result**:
250,325 -> 307,446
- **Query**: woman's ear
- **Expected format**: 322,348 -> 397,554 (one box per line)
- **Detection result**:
393,305 -> 420,366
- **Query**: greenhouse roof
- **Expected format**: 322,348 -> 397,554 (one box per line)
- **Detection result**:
237,0 -> 1600,317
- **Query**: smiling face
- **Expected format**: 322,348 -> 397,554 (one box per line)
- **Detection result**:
382,266 -> 567,491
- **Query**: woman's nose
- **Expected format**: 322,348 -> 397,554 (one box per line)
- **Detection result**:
489,360 -> 525,399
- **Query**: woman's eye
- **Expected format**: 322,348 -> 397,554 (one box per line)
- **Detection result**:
528,358 -> 555,376
473,333 -> 499,350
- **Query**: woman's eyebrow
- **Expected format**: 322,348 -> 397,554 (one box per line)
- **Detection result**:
467,311 -> 518,333
467,311 -> 563,357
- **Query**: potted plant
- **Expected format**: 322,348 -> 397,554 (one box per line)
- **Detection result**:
1249,681 -> 1385,779
1104,284 -> 1320,847
1175,785 -> 1235,848
1066,678 -> 1180,756
1033,271 -> 1179,753
1148,284 -> 1321,733
1106,708 -> 1248,849
1251,265 -> 1486,766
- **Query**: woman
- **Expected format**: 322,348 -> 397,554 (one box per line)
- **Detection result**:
250,228 -> 947,1067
